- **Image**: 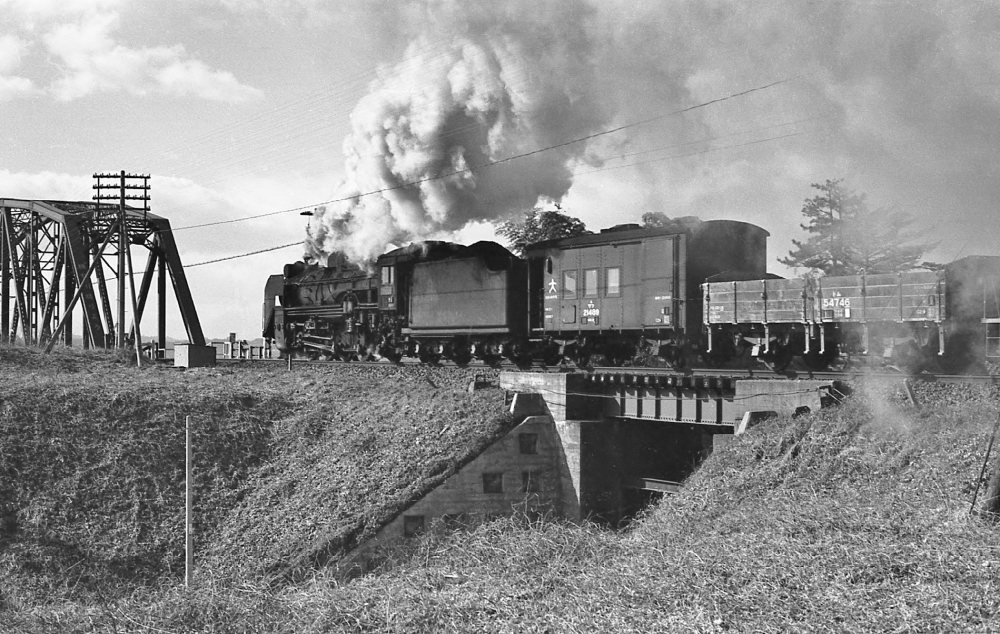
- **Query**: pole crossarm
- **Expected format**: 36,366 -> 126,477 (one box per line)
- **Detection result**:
1,193 -> 203,353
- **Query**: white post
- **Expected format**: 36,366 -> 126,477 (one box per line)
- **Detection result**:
185,415 -> 193,587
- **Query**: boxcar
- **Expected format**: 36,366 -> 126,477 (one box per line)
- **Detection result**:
525,218 -> 769,365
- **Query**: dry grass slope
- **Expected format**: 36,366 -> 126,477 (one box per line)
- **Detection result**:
108,381 -> 1000,633
0,345 -> 508,627
4,346 -> 1000,633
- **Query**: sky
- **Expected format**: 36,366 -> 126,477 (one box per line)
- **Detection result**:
1,0 -> 999,341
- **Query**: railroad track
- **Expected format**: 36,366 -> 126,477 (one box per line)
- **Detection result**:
214,355 -> 1000,385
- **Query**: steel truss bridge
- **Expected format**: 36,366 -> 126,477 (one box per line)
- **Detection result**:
0,198 -> 205,353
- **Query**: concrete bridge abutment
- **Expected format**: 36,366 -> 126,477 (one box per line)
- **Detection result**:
501,371 -> 835,525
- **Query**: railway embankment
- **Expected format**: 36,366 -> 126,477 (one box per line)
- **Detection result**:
0,346 -> 507,606
3,345 -> 1000,631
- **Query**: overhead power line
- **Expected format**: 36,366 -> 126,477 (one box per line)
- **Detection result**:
187,241 -> 303,267
190,126 -> 817,267
171,75 -> 800,233
574,129 -> 820,176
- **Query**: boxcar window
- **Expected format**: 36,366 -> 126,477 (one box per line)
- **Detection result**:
380,266 -> 394,285
546,257 -> 553,274
606,267 -> 621,296
563,270 -> 577,299
584,269 -> 598,298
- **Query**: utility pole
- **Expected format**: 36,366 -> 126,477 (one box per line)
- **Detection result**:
93,172 -> 150,348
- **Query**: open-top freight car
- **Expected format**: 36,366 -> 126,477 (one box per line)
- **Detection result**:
702,255 -> 1000,373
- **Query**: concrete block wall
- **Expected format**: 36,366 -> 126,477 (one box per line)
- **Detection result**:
499,372 -> 605,421
350,413 -> 570,570
734,379 -> 832,434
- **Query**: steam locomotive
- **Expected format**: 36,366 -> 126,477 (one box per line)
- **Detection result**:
263,218 -> 1000,373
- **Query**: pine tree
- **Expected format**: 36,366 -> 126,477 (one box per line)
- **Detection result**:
779,179 -> 935,275
496,207 -> 590,255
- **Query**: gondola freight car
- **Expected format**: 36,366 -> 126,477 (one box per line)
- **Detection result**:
702,255 -> 1000,373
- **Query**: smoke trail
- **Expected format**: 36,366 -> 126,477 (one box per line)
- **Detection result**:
307,1 -> 606,264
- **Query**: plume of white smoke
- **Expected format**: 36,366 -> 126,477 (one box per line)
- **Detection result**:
307,1 -> 606,264
311,0 -> 1000,268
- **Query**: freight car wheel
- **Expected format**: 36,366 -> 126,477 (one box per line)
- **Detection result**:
803,348 -> 838,371
418,350 -> 441,365
764,345 -> 795,373
450,339 -> 473,366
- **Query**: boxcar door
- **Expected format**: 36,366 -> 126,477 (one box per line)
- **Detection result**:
528,256 -> 546,333
558,248 -> 580,328
579,247 -> 603,330
600,244 -> 624,329
641,236 -> 678,330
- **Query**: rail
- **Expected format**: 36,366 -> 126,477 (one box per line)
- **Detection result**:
210,353 -> 1000,387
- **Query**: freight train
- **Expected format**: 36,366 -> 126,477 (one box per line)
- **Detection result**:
263,218 -> 1000,374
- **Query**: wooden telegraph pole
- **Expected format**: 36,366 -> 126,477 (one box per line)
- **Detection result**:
92,172 -> 150,349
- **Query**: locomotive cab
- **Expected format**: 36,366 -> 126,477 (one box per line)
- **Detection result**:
262,273 -> 286,350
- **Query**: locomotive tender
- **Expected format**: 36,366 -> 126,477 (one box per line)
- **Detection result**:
263,218 -> 1000,372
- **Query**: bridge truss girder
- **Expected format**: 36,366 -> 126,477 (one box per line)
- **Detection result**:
0,199 -> 205,351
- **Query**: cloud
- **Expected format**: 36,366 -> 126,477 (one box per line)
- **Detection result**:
0,34 -> 26,73
0,0 -> 123,21
155,58 -> 261,102
42,12 -> 262,102
0,169 -> 94,199
0,33 -> 36,100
